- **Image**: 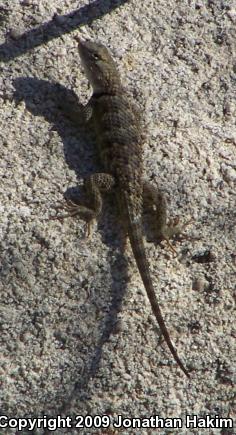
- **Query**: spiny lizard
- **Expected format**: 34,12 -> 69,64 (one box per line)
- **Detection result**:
57,38 -> 190,378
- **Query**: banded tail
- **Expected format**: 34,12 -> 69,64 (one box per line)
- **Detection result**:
124,195 -> 190,378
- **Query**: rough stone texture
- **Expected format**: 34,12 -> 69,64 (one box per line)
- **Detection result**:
0,0 -> 235,434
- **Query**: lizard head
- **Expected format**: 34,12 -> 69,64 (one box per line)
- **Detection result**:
77,38 -> 121,94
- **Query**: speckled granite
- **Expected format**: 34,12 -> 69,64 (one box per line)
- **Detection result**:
0,1 -> 235,434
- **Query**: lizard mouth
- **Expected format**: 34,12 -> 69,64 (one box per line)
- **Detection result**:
76,37 -> 88,56
74,35 -> 91,58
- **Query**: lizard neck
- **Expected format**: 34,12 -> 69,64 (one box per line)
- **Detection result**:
92,89 -> 118,98
91,80 -> 122,96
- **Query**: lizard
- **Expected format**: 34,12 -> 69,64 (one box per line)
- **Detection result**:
56,38 -> 190,378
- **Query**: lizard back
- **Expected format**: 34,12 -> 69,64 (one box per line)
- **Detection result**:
92,93 -> 143,190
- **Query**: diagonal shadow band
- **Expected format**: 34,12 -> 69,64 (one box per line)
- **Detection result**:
0,0 -> 129,62
13,75 -> 130,420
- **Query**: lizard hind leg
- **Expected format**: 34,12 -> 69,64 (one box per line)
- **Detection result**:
142,182 -> 191,252
51,172 -> 115,237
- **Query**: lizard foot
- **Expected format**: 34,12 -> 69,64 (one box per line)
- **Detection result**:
48,199 -> 96,239
48,199 -> 96,224
161,217 -> 193,254
48,199 -> 82,220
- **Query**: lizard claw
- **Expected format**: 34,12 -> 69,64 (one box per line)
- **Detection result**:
161,217 -> 194,254
47,199 -> 82,221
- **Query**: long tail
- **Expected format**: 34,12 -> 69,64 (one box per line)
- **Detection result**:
126,209 -> 190,378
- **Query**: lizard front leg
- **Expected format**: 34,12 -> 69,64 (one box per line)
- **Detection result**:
52,173 -> 115,237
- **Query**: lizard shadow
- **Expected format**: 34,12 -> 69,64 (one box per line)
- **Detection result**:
13,76 -> 96,181
0,0 -> 129,63
13,76 -> 129,417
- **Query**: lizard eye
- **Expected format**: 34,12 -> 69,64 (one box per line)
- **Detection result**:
92,53 -> 100,60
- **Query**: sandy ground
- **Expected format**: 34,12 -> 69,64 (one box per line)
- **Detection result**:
0,0 -> 235,434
